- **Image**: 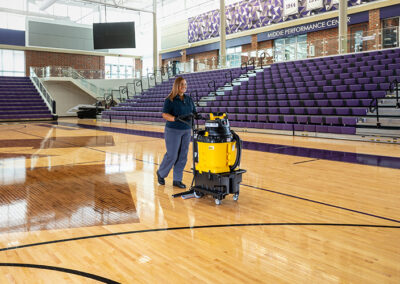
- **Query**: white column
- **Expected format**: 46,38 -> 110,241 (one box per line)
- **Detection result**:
219,0 -> 226,68
153,0 -> 158,71
339,0 -> 348,54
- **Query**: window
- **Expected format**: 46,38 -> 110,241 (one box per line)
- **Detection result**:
105,56 -> 134,79
382,17 -> 399,49
226,46 -> 242,67
0,49 -> 25,76
274,34 -> 308,62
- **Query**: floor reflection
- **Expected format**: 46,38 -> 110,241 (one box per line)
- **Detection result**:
0,164 -> 138,234
0,157 -> 26,185
0,136 -> 115,149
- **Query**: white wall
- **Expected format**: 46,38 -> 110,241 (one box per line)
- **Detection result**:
43,81 -> 97,117
86,79 -> 136,90
161,19 -> 188,50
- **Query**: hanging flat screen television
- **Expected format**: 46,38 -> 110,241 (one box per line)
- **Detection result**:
93,22 -> 136,49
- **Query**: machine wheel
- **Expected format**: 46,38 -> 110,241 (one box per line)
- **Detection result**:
194,191 -> 203,199
233,193 -> 239,201
215,199 -> 221,205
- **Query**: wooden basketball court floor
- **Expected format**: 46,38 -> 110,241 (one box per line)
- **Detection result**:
0,118 -> 399,283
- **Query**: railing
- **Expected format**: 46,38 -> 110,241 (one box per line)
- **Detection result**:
208,80 -> 217,94
159,26 -> 399,75
389,79 -> 400,108
225,70 -> 233,86
368,98 -> 381,127
31,66 -> 112,100
29,67 -> 56,115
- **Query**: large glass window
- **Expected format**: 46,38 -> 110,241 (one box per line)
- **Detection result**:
382,17 -> 399,49
226,46 -> 242,68
105,56 -> 134,79
274,34 -> 308,62
0,49 -> 25,76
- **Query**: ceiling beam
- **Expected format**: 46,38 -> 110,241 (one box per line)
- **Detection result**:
39,0 -> 59,10
76,0 -> 154,14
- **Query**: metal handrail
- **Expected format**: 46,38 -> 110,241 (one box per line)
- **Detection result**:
119,86 -> 128,101
135,80 -> 143,95
208,80 -> 216,94
389,79 -> 400,108
259,52 -> 267,69
225,70 -> 233,86
248,58 -> 256,72
147,73 -> 156,88
240,61 -> 248,73
369,97 -> 381,127
30,67 -> 56,115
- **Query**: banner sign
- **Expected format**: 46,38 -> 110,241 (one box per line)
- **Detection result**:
258,11 -> 368,41
306,0 -> 323,11
284,0 -> 299,16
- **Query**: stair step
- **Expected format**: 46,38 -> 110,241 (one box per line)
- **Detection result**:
358,117 -> 400,126
368,108 -> 400,116
356,127 -> 400,137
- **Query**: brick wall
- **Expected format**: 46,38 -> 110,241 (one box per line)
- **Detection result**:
25,50 -> 105,78
369,9 -> 381,31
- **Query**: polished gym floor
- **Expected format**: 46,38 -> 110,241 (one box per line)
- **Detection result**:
0,118 -> 399,283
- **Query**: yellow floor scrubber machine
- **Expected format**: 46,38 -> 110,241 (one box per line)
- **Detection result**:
173,112 -> 246,205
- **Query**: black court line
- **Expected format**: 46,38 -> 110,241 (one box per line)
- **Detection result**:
0,263 -> 120,284
0,223 -> 399,253
293,158 -> 320,164
242,184 -> 400,223
13,128 -> 400,225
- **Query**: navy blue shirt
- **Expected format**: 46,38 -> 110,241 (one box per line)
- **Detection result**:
162,94 -> 196,129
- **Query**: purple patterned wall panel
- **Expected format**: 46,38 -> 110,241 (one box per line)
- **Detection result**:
188,0 -> 370,43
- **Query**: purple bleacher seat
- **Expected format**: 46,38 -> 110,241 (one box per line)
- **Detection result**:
268,115 -> 280,122
307,108 -> 319,115
280,107 -> 291,114
336,108 -> 351,115
268,107 -> 279,114
304,100 -> 315,107
323,86 -> 334,92
326,116 -> 340,124
371,90 -> 386,98
327,126 -> 342,134
278,100 -> 289,107
321,108 -> 335,115
284,115 -> 295,123
310,116 -> 323,124
351,108 -> 367,116
336,85 -> 348,92
316,125 -> 329,133
247,114 -> 257,121
341,127 -> 356,135
268,101 -> 278,107
350,85 -> 362,91
313,93 -> 325,99
317,100 -> 329,107
352,72 -> 364,78
304,125 -> 316,132
289,100 -> 301,107
354,91 -> 369,99
373,65 -> 385,71
380,70 -> 393,77
364,84 -> 378,91
346,99 -> 360,107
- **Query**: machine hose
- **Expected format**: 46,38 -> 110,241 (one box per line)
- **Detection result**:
230,130 -> 242,171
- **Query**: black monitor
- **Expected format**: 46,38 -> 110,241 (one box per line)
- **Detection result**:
93,22 -> 136,49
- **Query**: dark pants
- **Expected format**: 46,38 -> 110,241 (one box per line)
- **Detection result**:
158,127 -> 191,182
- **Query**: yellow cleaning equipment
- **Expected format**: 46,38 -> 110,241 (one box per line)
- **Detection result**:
173,112 -> 246,205
196,113 -> 237,174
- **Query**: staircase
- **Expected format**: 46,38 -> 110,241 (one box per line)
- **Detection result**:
357,82 -> 400,138
0,76 -> 54,122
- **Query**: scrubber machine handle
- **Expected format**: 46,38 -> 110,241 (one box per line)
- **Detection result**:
230,130 -> 242,171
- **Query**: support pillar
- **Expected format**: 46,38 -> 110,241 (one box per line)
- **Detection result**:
219,0 -> 226,68
339,0 -> 348,54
